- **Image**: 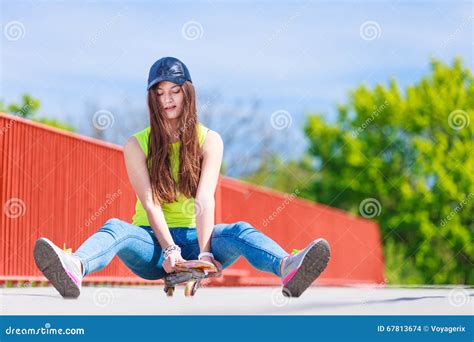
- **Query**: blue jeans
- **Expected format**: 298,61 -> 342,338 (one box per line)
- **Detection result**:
74,218 -> 289,279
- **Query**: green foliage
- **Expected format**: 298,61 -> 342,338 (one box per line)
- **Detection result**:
383,238 -> 425,284
302,57 -> 473,284
34,117 -> 75,132
0,94 -> 75,132
244,57 -> 472,284
1,94 -> 40,118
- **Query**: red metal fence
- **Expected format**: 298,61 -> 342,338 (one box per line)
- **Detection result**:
0,112 -> 385,286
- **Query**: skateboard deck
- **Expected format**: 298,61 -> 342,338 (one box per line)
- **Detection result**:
164,260 -> 219,297
173,260 -> 218,273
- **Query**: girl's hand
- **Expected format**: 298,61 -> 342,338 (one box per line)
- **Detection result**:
199,255 -> 223,277
163,250 -> 186,273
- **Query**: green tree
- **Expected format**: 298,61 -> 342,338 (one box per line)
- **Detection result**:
302,57 -> 473,284
33,117 -> 75,132
0,94 -> 75,132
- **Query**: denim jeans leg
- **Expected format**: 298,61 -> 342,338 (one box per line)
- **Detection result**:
210,221 -> 289,277
74,218 -> 166,280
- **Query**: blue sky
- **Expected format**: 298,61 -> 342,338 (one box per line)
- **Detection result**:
1,0 -> 472,159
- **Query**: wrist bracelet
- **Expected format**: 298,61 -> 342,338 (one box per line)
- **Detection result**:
163,244 -> 181,259
198,252 -> 214,260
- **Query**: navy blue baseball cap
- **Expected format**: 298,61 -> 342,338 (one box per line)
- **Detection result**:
147,57 -> 192,90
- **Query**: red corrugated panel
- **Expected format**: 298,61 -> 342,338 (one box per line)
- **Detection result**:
0,112 -> 385,285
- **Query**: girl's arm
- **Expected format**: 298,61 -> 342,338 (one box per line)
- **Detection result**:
123,137 -> 175,251
195,130 -> 224,256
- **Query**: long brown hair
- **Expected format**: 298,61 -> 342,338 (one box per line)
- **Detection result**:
146,81 -> 203,205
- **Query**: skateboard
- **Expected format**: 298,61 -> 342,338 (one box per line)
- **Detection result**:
164,260 -> 218,297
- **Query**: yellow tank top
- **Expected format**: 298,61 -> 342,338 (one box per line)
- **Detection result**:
131,123 -> 209,228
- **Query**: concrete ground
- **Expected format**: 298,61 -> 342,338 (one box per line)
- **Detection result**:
1,285 -> 472,315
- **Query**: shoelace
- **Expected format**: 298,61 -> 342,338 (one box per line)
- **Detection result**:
63,243 -> 73,255
62,243 -> 83,278
280,249 -> 301,279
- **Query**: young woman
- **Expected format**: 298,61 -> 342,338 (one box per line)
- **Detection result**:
33,56 -> 330,299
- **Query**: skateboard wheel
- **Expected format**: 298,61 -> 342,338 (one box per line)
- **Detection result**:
184,281 -> 196,297
165,287 -> 174,297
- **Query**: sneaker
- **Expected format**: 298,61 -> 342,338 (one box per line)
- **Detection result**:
281,238 -> 330,298
33,237 -> 83,298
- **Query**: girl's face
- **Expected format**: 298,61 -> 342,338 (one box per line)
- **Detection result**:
156,80 -> 184,120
